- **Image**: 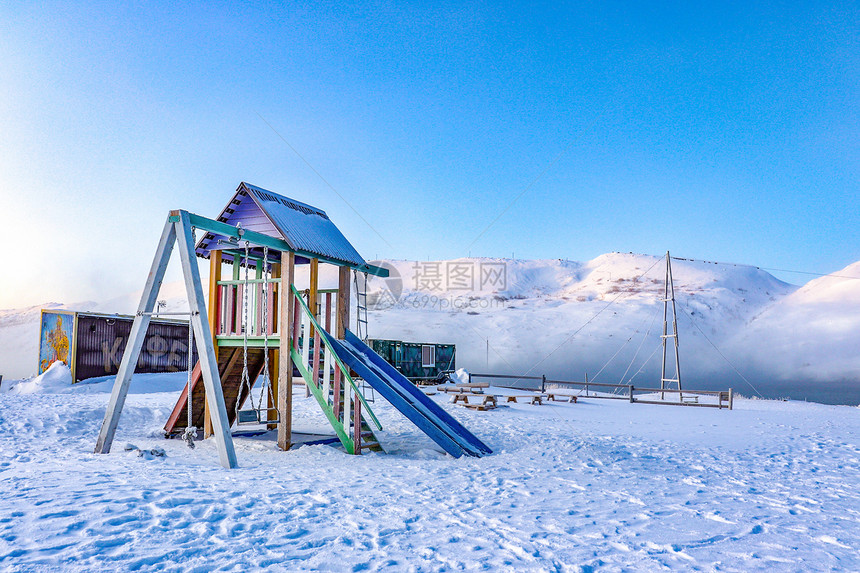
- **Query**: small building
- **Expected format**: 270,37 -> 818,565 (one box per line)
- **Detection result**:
39,309 -> 196,383
368,338 -> 455,382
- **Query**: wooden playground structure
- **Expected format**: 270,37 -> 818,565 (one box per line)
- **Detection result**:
94,182 -> 491,468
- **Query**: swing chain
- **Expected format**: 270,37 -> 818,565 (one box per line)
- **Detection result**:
182,318 -> 196,448
236,241 -> 252,424
258,246 -> 275,415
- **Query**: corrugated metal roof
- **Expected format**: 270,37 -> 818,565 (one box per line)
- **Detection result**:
195,182 -> 367,268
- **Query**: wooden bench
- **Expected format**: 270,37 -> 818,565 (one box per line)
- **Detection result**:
505,394 -> 546,405
452,393 -> 498,410
546,392 -> 578,403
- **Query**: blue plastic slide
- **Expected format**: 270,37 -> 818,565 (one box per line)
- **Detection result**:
325,329 -> 492,458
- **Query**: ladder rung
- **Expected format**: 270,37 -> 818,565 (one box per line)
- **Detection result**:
360,442 -> 380,449
660,334 -> 676,338
661,378 -> 679,383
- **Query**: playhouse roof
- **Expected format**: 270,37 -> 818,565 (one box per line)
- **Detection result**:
195,182 -> 367,268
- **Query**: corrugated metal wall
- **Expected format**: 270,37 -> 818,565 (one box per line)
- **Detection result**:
73,315 -> 198,381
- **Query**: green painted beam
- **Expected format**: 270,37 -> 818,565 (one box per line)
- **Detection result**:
290,285 -> 382,430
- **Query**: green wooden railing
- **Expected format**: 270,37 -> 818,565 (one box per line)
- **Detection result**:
289,285 -> 381,454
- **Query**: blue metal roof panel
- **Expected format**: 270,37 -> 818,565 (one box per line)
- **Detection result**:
243,183 -> 366,267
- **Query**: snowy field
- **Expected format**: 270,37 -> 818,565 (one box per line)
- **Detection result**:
2,369 -> 859,571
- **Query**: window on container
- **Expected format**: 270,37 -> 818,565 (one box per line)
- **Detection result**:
422,345 -> 435,368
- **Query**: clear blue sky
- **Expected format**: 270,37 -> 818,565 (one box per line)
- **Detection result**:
1,1 -> 857,308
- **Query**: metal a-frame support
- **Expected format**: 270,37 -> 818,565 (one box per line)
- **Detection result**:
660,251 -> 682,400
93,211 -> 238,469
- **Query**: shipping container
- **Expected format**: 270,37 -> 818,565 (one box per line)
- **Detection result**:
368,339 -> 455,382
38,310 -> 197,383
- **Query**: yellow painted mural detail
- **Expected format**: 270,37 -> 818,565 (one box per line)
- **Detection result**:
41,315 -> 70,373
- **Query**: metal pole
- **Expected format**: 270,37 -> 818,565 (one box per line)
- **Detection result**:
668,255 -> 682,395
661,252 -> 669,400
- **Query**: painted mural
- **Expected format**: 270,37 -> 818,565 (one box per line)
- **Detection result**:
39,312 -> 73,374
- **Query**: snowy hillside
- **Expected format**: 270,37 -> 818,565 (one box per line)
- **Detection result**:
3,253 -> 859,404
366,254 -> 809,397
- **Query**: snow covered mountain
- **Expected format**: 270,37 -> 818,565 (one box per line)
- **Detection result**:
2,253 -> 858,403
365,254 -> 802,395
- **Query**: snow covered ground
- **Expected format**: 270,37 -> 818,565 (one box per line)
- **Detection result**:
2,369 -> 859,571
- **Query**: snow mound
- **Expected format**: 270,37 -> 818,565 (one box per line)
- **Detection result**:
6,361 -> 73,394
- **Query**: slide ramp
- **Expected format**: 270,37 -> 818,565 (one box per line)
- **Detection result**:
327,329 -> 492,458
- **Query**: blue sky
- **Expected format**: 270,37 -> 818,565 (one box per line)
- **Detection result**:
1,1 -> 857,308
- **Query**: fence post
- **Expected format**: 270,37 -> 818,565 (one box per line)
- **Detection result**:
629,385 -> 634,403
728,388 -> 733,410
541,374 -> 546,393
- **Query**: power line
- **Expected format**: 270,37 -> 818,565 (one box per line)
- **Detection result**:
520,256 -> 664,377
669,255 -> 860,281
676,302 -> 764,399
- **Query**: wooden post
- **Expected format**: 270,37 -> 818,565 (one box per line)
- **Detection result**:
95,218 -> 175,455
204,250 -> 222,439
278,252 -> 295,451
174,214 -> 237,468
268,263 -> 281,430
629,385 -> 634,403
728,388 -> 733,411
307,258 -> 319,398
337,266 -> 351,339
309,258 -> 319,322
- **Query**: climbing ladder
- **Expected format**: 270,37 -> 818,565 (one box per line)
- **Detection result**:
352,271 -> 376,403
354,271 -> 370,341
289,284 -> 382,454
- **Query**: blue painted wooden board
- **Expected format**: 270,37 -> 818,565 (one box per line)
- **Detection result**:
326,329 -> 492,458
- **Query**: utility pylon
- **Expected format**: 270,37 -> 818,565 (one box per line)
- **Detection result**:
660,251 -> 682,399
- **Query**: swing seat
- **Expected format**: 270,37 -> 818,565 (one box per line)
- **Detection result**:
236,408 -> 280,425
236,410 -> 260,425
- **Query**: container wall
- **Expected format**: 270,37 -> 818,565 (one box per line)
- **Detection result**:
367,339 -> 455,380
73,315 -> 198,382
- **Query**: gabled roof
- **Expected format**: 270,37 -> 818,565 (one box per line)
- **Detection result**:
195,182 -> 367,268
